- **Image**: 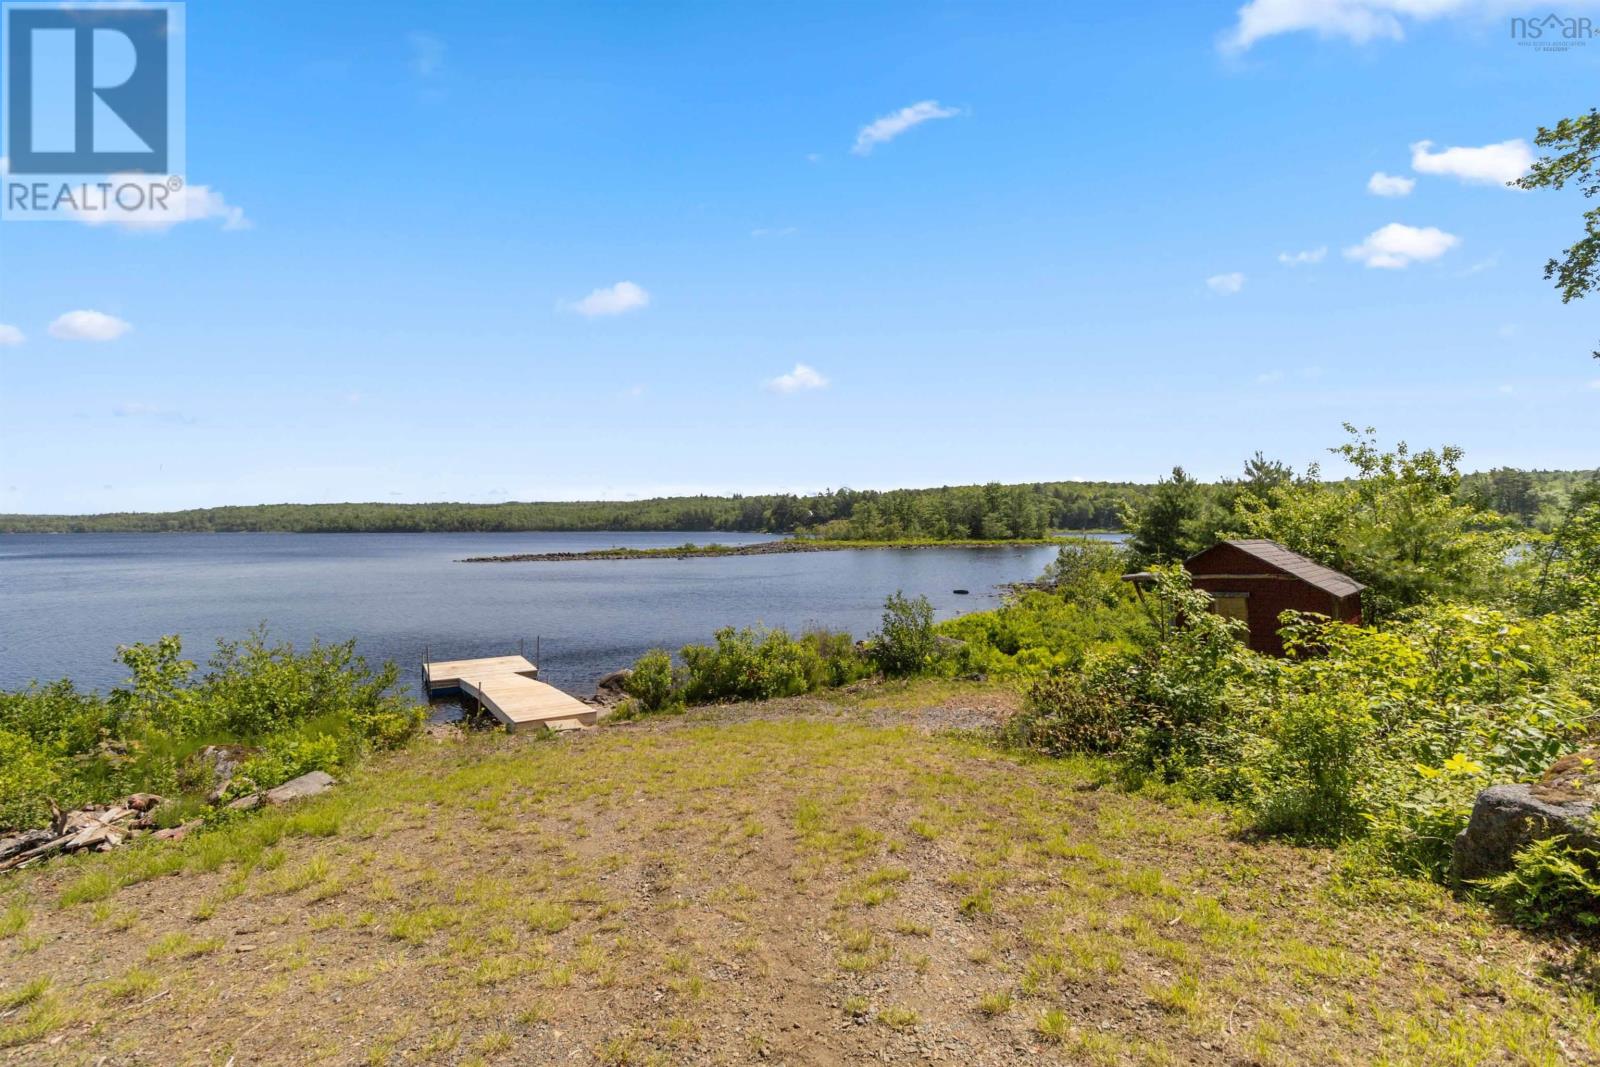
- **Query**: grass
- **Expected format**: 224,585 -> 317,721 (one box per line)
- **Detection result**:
0,678 -> 1597,1065
0,903 -> 28,939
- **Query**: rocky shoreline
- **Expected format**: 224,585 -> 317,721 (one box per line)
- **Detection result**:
460,537 -> 1078,563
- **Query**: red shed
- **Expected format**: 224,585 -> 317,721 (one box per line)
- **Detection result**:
1182,539 -> 1364,655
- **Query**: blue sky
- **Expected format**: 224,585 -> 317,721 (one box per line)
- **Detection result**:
0,0 -> 1596,513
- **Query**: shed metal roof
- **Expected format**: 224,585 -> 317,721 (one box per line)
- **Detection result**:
1188,539 -> 1365,599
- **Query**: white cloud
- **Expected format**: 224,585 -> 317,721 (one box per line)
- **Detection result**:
1277,246 -> 1327,266
70,179 -> 249,232
1410,139 -> 1533,185
1223,0 -> 1418,51
0,156 -> 8,175
0,324 -> 23,346
765,363 -> 829,393
1255,370 -> 1285,384
1589,379 -> 1600,390
408,32 -> 444,77
751,226 -> 798,238
569,281 -> 650,318
1344,223 -> 1459,268
1367,171 -> 1415,197
48,310 -> 132,341
852,100 -> 961,155
1220,0 -> 1554,52
1206,272 -> 1246,295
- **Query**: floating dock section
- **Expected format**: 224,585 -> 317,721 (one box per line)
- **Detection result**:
422,654 -> 596,732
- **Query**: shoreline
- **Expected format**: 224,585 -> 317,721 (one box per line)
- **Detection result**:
459,536 -> 1112,563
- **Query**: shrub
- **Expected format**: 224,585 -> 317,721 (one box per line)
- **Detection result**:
0,629 -> 423,832
1248,689 -> 1375,841
1478,838 -> 1600,929
937,589 -> 1143,678
681,627 -> 817,704
1008,668 -> 1128,755
800,629 -> 871,689
1113,567 -> 1251,783
0,729 -> 62,832
0,680 -> 113,756
872,592 -> 938,677
672,626 -> 868,705
226,733 -> 344,799
624,649 -> 679,712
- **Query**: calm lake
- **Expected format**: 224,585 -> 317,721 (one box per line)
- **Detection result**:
0,532 -> 1124,701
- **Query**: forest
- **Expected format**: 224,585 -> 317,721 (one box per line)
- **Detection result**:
0,466 -> 1585,539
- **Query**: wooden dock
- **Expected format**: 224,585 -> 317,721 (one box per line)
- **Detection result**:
422,654 -> 597,732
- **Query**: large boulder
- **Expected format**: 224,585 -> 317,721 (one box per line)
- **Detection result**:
1451,748 -> 1600,882
591,668 -> 633,707
266,770 -> 336,805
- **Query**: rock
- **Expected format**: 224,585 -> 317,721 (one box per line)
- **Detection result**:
226,793 -> 262,813
193,744 -> 258,803
153,819 -> 202,842
1452,748 -> 1600,882
592,669 -> 633,706
264,770 -> 336,805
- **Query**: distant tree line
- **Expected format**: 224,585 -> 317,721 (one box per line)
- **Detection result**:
0,482 -> 1147,537
0,468 -> 1586,539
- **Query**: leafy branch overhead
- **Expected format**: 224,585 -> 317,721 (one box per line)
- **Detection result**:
1516,108 -> 1600,356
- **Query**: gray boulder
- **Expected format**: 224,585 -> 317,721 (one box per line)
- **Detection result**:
264,770 -> 336,805
592,668 -> 633,706
1451,748 -> 1600,882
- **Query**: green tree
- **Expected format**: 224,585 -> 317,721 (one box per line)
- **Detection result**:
1514,108 -> 1600,357
872,592 -> 938,677
1237,426 -> 1515,619
1124,467 -> 1201,566
1481,467 -> 1542,526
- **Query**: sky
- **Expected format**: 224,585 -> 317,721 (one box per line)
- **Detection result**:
0,0 -> 1597,514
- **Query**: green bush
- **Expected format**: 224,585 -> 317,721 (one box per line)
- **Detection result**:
1478,838 -> 1600,929
0,729 -> 62,832
681,627 -> 817,704
801,629 -> 871,689
0,630 -> 424,833
872,593 -> 938,677
1248,689 -> 1375,841
226,733 -> 343,799
1007,667 -> 1128,755
624,649 -> 679,712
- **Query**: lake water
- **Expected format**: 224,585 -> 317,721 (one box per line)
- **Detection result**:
0,532 -> 1124,700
